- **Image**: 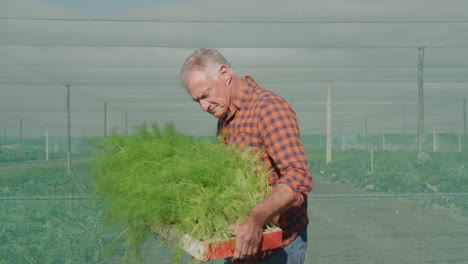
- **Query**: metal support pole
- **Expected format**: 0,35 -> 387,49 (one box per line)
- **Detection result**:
46,128 -> 49,161
417,47 -> 425,154
458,132 -> 462,153
20,117 -> 23,155
125,112 -> 128,136
382,134 -> 386,151
365,116 -> 368,149
326,82 -> 332,164
464,99 -> 466,149
104,102 -> 107,138
403,109 -> 407,135
67,85 -> 72,175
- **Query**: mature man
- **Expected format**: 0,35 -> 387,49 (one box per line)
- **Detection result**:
180,49 -> 313,264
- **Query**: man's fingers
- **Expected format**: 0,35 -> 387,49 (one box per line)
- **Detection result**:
234,233 -> 252,259
248,245 -> 258,256
231,220 -> 262,259
244,236 -> 260,257
233,236 -> 246,259
234,235 -> 260,259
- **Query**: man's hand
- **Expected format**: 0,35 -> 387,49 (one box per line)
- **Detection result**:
230,218 -> 263,259
230,184 -> 294,259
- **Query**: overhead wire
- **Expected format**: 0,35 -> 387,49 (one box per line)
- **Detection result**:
1,15 -> 466,136
2,17 -> 468,23
344,26 -> 468,82
0,52 -> 70,87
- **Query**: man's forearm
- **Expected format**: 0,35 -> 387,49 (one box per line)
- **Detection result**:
247,183 -> 294,226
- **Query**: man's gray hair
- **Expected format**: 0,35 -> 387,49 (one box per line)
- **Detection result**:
180,48 -> 231,87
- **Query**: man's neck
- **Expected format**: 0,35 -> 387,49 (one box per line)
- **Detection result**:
229,74 -> 244,100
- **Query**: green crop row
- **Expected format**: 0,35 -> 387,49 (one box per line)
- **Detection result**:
308,149 -> 468,214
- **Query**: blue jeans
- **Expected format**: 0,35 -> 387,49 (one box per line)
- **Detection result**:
225,229 -> 308,264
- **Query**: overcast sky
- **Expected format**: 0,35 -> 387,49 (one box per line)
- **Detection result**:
0,0 -> 467,137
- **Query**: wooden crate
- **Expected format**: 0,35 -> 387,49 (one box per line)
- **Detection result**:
159,226 -> 282,261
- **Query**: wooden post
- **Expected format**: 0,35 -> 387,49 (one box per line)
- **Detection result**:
433,125 -> 437,153
403,109 -> 407,151
45,128 -> 49,161
464,99 -> 467,149
417,47 -> 425,154
326,82 -> 332,164
20,117 -> 23,155
403,109 -> 407,135
125,112 -> 128,136
382,134 -> 386,151
104,102 -> 107,138
365,116 -> 368,149
4,130 -> 8,160
67,85 -> 72,175
370,148 -> 374,175
458,132 -> 462,153
341,133 -> 345,150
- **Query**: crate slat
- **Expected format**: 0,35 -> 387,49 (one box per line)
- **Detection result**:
159,226 -> 282,261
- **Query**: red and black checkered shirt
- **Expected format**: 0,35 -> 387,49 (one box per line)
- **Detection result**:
217,76 -> 313,262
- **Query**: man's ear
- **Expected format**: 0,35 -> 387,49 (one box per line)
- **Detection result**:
219,65 -> 231,84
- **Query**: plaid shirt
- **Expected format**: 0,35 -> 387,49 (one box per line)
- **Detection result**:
217,76 -> 313,262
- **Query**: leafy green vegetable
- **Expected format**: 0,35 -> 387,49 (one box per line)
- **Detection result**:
90,123 -> 269,261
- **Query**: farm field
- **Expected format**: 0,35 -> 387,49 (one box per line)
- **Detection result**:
127,176 -> 468,264
2,1 -> 468,263
0,145 -> 467,263
308,177 -> 468,264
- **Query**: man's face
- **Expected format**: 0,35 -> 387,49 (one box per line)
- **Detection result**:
185,68 -> 231,119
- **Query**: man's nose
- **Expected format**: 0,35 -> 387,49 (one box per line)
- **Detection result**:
199,100 -> 210,112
